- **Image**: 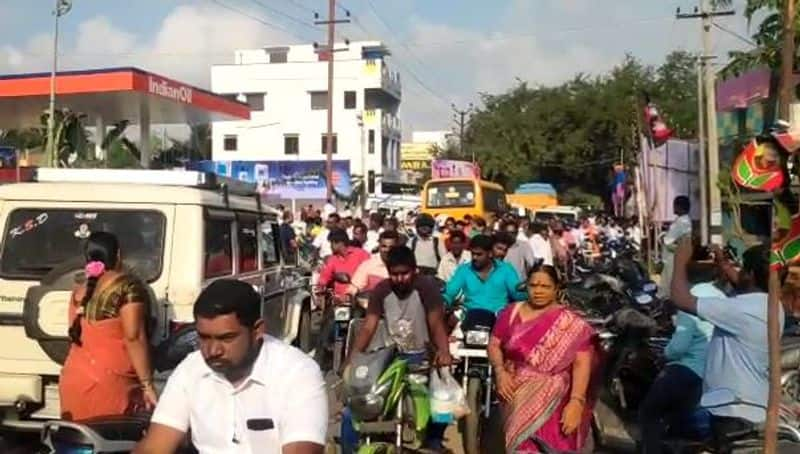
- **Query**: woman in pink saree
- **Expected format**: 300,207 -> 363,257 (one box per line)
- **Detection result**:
488,264 -> 595,453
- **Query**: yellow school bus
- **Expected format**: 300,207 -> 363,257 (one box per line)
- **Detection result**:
421,178 -> 508,220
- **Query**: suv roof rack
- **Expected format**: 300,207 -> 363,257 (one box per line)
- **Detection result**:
34,168 -> 258,197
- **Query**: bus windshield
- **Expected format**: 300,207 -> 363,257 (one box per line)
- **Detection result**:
426,182 -> 476,208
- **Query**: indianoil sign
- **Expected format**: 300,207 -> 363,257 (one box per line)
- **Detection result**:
147,76 -> 193,104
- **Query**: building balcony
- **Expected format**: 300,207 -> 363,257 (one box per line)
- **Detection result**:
381,65 -> 402,99
362,109 -> 401,138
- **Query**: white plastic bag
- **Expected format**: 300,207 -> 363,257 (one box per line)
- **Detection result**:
429,367 -> 470,423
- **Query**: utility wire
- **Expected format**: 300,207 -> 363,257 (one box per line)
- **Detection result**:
244,0 -> 320,35
406,16 -> 673,48
359,0 -> 453,107
712,22 -> 757,48
207,0 -> 303,39
279,0 -> 316,14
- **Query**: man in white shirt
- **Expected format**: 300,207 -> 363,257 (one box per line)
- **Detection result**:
437,229 -> 471,282
134,280 -> 327,454
660,196 -> 692,298
312,212 -> 340,259
528,222 -> 553,267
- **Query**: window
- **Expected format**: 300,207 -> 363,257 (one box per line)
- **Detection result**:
310,91 -> 328,110
262,223 -> 280,266
0,209 -> 165,282
321,134 -> 338,154
483,187 -> 508,213
223,135 -> 237,151
344,91 -> 356,109
425,182 -> 476,209
368,130 -> 375,154
269,51 -> 287,63
204,216 -> 233,278
381,138 -> 389,167
284,134 -> 299,155
245,93 -> 265,111
237,215 -> 259,273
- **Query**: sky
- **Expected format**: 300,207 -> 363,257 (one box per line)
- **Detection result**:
0,0 -> 758,137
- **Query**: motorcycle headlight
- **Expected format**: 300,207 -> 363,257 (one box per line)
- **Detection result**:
635,294 -> 653,305
643,282 -> 657,294
465,329 -> 490,346
334,306 -> 352,321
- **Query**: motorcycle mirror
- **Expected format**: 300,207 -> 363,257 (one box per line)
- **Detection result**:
700,388 -> 738,409
333,272 -> 351,284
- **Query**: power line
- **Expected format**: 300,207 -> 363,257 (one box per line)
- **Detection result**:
207,0 -> 303,39
712,22 -> 757,47
405,16 -> 674,48
279,0 -> 316,15
358,0 -> 453,107
245,0 -> 320,34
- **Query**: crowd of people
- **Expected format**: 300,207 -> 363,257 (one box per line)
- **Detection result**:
50,196 -> 794,454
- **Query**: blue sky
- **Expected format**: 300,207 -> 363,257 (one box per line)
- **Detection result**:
0,0 -> 755,132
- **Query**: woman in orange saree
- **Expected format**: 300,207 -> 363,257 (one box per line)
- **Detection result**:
59,232 -> 157,421
488,265 -> 596,453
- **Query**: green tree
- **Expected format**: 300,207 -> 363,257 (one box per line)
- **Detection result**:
459,52 -> 697,200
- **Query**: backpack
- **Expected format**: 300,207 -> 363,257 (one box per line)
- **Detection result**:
411,235 -> 441,263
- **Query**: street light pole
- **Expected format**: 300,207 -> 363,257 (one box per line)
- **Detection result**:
46,0 -> 72,168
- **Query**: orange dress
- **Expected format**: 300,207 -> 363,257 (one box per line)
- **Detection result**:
59,274 -> 149,421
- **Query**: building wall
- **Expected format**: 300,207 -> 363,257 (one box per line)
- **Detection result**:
210,41 -> 402,198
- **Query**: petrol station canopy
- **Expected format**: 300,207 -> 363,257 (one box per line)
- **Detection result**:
0,67 -> 250,165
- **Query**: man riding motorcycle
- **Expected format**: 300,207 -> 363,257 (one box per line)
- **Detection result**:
348,230 -> 400,303
671,236 -> 779,444
343,246 -> 453,453
442,234 -> 527,315
316,228 -> 370,300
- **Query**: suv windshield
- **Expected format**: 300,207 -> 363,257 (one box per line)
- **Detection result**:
1,209 -> 166,281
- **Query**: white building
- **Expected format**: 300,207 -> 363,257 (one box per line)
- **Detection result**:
210,41 -> 402,197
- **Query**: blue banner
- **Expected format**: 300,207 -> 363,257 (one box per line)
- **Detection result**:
190,160 -> 351,199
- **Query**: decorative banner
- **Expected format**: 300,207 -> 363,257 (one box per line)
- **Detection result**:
643,98 -> 673,147
431,159 -> 480,179
771,213 -> 800,270
731,139 -> 784,192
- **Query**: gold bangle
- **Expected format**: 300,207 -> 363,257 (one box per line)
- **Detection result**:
570,395 -> 586,405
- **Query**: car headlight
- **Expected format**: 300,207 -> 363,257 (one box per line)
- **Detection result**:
334,306 -> 351,321
465,329 -> 490,346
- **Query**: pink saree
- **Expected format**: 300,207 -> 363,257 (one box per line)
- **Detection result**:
492,304 -> 596,453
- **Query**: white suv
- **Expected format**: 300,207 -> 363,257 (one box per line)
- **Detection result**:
0,169 -> 313,430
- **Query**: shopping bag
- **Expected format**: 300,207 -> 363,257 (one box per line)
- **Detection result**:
429,367 -> 469,423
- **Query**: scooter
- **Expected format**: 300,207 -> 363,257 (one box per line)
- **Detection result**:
40,325 -> 200,453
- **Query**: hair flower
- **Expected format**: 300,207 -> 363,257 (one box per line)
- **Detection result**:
85,261 -> 106,278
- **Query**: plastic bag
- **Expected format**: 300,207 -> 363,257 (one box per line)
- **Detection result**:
429,367 -> 470,423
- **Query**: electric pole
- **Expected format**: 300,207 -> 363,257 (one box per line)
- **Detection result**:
314,1 -> 350,201
696,55 -> 710,244
452,103 -> 474,162
676,1 -> 734,246
768,4 -> 797,452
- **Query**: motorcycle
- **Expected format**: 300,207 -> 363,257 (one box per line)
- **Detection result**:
451,309 -> 499,454
314,272 -> 364,376
342,324 -> 431,454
